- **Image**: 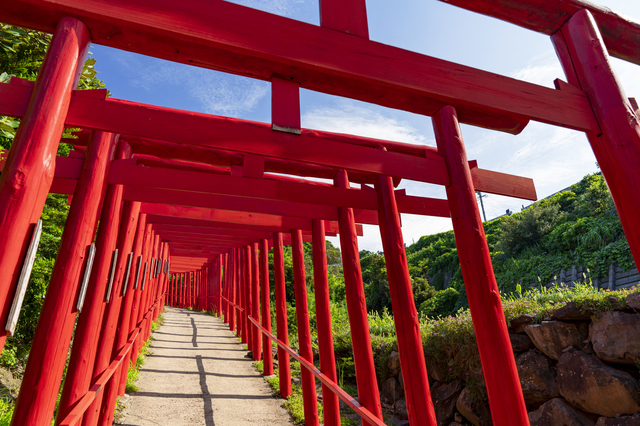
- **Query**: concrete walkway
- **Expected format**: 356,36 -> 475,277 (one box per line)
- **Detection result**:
116,307 -> 293,426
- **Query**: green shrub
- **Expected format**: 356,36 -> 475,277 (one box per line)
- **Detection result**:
419,288 -> 460,318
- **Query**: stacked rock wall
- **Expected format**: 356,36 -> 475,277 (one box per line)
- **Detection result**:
377,295 -> 640,426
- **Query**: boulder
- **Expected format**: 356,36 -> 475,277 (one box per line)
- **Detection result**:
557,349 -> 640,417
511,313 -> 536,333
431,380 -> 462,426
528,398 -> 595,426
589,311 -> 640,365
398,370 -> 404,390
516,349 -> 560,409
552,302 -> 594,321
608,296 -> 624,310
380,377 -> 404,404
456,388 -> 491,426
525,321 -> 583,360
387,351 -> 402,377
394,399 -> 408,420
595,413 -> 640,426
427,360 -> 447,382
510,333 -> 535,352
625,293 -> 640,310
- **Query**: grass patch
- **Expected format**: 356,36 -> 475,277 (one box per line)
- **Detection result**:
0,397 -> 13,426
281,383 -> 324,425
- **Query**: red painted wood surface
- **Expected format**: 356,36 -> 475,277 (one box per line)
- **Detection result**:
291,229 -> 320,426
273,233 -> 292,398
117,213 -> 147,396
125,185 -> 346,222
0,149 -> 535,209
11,130 -> 115,426
248,317 -> 386,426
260,239 -> 273,376
311,219 -> 340,426
272,78 -> 300,133
143,210 -> 353,235
129,223 -> 153,368
433,106 -> 528,426
66,96 -> 451,184
551,9 -> 640,286
57,327 -> 140,426
320,0 -> 369,38
251,243 -> 262,361
375,174 -> 437,426
0,17 -> 90,353
1,0 -> 602,133
335,170 -> 383,425
56,141 -> 127,425
438,0 -> 640,66
215,256 -> 222,316
229,251 -> 236,332
244,247 -> 253,353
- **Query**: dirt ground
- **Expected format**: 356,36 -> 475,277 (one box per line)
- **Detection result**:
116,307 -> 293,426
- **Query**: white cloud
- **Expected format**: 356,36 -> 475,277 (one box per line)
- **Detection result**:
302,103 -> 430,145
111,52 -> 268,116
225,0 -> 310,18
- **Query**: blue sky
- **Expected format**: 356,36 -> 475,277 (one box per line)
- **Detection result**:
89,0 -> 640,252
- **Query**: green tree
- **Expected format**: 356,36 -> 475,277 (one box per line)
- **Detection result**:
0,24 -> 106,365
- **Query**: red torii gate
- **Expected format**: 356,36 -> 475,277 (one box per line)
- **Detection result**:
0,1 -> 638,426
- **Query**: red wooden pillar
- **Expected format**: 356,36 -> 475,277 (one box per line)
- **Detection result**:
141,232 -> 158,341
311,219 -> 340,426
173,273 -> 178,308
223,253 -> 229,323
0,17 -> 90,353
245,245 -> 254,353
181,273 -> 186,309
187,270 -> 193,309
239,249 -> 247,343
10,130 -> 116,426
130,223 -> 153,367
229,250 -> 236,332
375,175 -> 437,426
273,232 -> 292,398
335,170 -> 383,424
216,255 -> 223,315
260,238 -> 273,376
91,201 -> 141,426
291,229 -> 319,426
116,212 -> 147,396
251,242 -> 261,361
433,105 -> 528,426
56,141 -> 128,425
552,9 -> 640,272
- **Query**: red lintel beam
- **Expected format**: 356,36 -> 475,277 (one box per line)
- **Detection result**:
0,83 -> 450,185
144,214 -> 359,236
152,225 -> 273,240
125,137 -> 398,186
0,0 -> 601,133
141,203 -> 319,232
123,186 -> 351,223
438,0 -> 640,66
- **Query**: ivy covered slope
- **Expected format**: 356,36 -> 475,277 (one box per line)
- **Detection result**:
394,171 -> 634,317
0,24 -> 106,368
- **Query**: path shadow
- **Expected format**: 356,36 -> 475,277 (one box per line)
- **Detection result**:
197,355 -> 215,426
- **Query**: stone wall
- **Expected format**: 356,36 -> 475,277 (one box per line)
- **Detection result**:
378,295 -> 640,426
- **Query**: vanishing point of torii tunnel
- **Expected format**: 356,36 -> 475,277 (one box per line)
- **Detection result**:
0,0 -> 639,425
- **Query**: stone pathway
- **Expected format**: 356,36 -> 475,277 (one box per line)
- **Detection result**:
116,307 -> 293,426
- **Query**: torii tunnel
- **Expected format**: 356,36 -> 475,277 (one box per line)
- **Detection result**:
0,0 -> 639,425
